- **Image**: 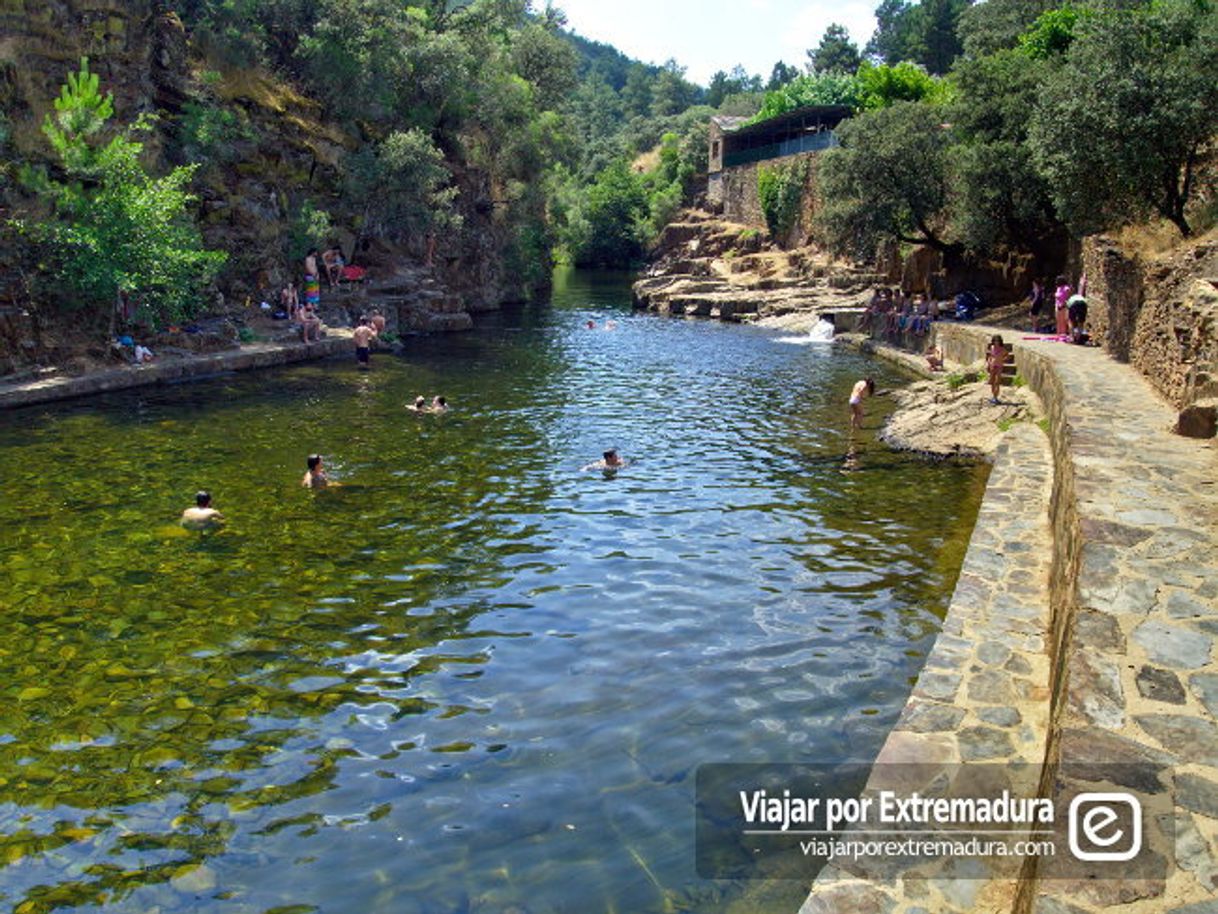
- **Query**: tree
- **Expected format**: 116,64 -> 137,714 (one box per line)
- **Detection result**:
816,101 -> 953,256
343,128 -> 461,241
956,0 -> 1056,57
511,21 -> 579,111
650,59 -> 695,116
907,0 -> 970,75
810,23 -> 862,74
577,159 -> 648,266
16,59 -> 225,332
865,0 -> 971,74
947,49 -> 1060,252
1028,0 -> 1218,236
767,61 -> 800,90
866,0 -> 917,63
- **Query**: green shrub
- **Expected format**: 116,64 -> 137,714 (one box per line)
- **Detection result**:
14,59 -> 225,333
757,158 -> 808,242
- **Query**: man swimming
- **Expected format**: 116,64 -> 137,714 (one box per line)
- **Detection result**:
849,377 -> 876,430
583,449 -> 627,471
430,395 -> 448,413
301,454 -> 329,489
181,491 -> 224,530
407,396 -> 428,412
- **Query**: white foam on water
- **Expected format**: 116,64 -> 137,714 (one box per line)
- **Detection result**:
776,319 -> 835,345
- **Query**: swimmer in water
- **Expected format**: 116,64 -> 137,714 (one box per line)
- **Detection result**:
430,395 -> 448,413
301,454 -> 329,489
181,490 -> 224,530
583,448 -> 627,471
849,377 -> 876,430
407,396 -> 427,412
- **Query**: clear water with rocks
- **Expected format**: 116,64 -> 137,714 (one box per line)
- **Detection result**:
0,268 -> 987,913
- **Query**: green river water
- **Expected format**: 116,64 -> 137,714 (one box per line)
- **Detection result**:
0,268 -> 987,913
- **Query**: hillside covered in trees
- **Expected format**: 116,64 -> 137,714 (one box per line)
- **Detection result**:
0,0 -> 1214,353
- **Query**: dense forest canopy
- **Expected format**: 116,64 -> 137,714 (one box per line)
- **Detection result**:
2,0 -> 1215,333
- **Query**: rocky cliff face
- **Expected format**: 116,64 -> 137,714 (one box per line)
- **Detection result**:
0,0 -> 537,374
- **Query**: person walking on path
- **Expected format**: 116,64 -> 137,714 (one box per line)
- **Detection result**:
986,334 -> 1009,404
1053,276 -> 1072,336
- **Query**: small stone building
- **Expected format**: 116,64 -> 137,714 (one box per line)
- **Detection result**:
707,105 -> 852,233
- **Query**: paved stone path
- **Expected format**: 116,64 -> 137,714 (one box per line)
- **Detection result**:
802,423 -> 1056,914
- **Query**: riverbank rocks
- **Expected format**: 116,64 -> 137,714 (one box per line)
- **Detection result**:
880,376 -> 1041,457
633,208 -> 880,325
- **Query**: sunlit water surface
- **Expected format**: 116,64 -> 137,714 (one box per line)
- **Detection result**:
0,268 -> 987,913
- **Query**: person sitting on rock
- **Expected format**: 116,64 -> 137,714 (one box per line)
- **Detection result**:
299,303 -> 322,342
322,246 -> 345,289
926,345 -> 945,372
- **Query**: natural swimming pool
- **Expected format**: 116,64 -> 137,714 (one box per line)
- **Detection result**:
0,268 -> 988,913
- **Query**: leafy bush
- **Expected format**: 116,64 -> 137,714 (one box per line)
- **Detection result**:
757,159 -> 808,243
14,59 -> 225,332
749,72 -> 864,123
180,101 -> 253,162
287,200 -> 333,261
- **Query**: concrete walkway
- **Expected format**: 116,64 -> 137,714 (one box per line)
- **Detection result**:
0,332 -> 354,410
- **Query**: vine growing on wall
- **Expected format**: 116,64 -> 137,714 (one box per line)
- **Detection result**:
757,158 -> 808,243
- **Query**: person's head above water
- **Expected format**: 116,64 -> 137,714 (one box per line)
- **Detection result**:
603,449 -> 623,466
414,396 -> 426,409
307,454 -> 323,472
196,490 -> 212,507
434,396 -> 447,407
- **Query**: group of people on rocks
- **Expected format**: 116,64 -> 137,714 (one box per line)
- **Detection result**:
858,287 -> 940,338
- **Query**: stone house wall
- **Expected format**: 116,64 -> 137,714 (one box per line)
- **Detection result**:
718,150 -> 821,247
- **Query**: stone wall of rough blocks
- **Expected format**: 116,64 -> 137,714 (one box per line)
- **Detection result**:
718,151 -> 821,247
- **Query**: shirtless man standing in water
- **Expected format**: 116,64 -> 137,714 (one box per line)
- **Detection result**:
181,491 -> 224,530
352,317 -> 378,369
849,377 -> 876,430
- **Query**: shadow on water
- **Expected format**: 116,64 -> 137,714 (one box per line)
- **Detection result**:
0,267 -> 987,913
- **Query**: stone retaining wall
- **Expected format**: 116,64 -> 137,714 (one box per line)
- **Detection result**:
801,394 -> 1056,914
805,324 -> 1218,913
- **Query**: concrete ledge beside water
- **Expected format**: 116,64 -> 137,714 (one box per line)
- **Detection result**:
0,334 -> 354,410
